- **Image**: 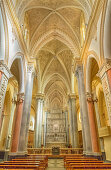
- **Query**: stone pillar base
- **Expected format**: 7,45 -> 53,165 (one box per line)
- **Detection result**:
8,151 -> 27,160
101,152 -> 106,161
0,150 -> 5,159
84,151 -> 102,160
0,150 -> 9,160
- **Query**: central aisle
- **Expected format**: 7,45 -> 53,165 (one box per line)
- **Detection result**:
47,159 -> 66,170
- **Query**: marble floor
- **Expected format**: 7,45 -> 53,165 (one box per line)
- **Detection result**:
47,159 -> 66,170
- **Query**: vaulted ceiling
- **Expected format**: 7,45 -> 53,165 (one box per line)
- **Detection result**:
14,0 -> 93,110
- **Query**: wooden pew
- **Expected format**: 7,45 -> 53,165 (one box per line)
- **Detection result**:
64,155 -> 111,170
1,163 -> 46,169
0,164 -> 40,169
0,155 -> 47,170
66,163 -> 111,170
11,158 -> 48,167
65,160 -> 103,168
64,157 -> 99,167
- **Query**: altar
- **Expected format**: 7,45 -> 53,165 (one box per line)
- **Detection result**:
46,110 -> 67,148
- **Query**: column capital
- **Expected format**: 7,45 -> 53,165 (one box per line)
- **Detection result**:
74,59 -> 83,78
97,58 -> 111,79
72,58 -> 83,74
69,93 -> 78,100
12,93 -> 24,104
27,63 -> 35,74
62,107 -> 68,112
33,93 -> 44,100
0,60 -> 11,79
17,93 -> 24,103
86,92 -> 98,103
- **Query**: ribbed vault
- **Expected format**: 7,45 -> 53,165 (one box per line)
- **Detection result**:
13,0 -> 91,110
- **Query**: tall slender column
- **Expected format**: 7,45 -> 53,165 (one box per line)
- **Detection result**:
93,91 -> 101,128
18,64 -> 34,153
76,78 -> 86,152
97,59 -> 111,126
69,95 -> 79,148
42,124 -> 44,146
34,94 -> 44,148
5,96 -> 16,150
39,99 -> 43,147
75,61 -> 92,155
86,93 -> 100,154
65,110 -> 69,147
68,98 -> 73,146
0,61 -> 11,132
11,93 -> 24,152
43,111 -> 47,147
93,92 -> 105,154
34,98 -> 41,148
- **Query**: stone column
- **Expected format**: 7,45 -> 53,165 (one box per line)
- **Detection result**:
69,94 -> 79,148
5,96 -> 16,150
68,98 -> 73,146
75,61 -> 92,155
86,93 -> 100,154
18,64 -> 34,154
93,91 -> 101,128
65,110 -> 69,147
43,111 -> 47,147
0,61 -> 10,132
34,98 -> 41,148
34,94 -> 44,148
75,67 -> 86,152
42,124 -> 44,146
39,99 -> 43,147
11,93 -> 24,152
97,59 -> 111,127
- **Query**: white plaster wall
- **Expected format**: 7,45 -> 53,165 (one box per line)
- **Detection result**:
88,13 -> 102,59
5,12 -> 23,67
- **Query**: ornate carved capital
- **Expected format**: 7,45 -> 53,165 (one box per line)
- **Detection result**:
74,59 -> 83,78
104,58 -> 111,71
17,93 -> 24,103
97,58 -> 111,80
33,93 -> 44,100
27,63 -> 35,74
12,93 -> 24,104
69,93 -> 77,100
86,92 -> 98,103
0,61 -> 11,79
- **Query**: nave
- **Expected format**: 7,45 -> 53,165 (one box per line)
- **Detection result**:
0,0 -> 111,167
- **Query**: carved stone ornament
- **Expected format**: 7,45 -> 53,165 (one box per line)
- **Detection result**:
17,93 -> 24,103
97,59 -> 111,80
35,93 -> 44,100
74,60 -> 83,79
68,94 -> 77,103
27,64 -> 34,74
86,92 -> 98,103
100,75 -> 111,126
0,61 -> 11,79
0,76 -> 8,110
97,61 -> 111,126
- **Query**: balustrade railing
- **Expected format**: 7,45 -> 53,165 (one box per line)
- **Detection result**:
27,148 -> 83,155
